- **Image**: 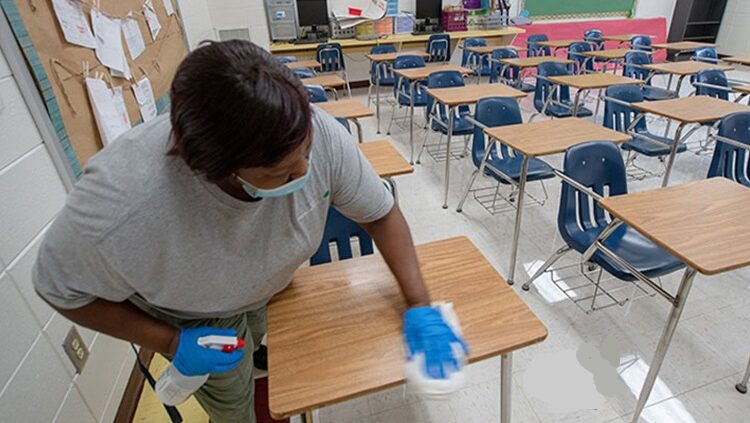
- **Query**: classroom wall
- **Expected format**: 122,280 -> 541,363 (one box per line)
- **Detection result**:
206,0 -> 272,49
177,0 -> 217,50
0,45 -> 134,422
716,0 -> 750,56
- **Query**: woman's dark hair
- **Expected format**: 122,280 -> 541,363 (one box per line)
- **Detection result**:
169,40 -> 311,181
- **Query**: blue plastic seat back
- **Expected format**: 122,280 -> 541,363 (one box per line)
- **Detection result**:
472,97 -> 522,168
707,112 -> 750,186
534,61 -> 572,113
623,51 -> 652,82
630,35 -> 652,52
305,85 -> 328,103
427,34 -> 451,62
370,45 -> 397,84
393,55 -> 426,102
276,55 -> 298,63
694,69 -> 729,100
568,42 -> 594,72
603,85 -> 648,133
293,67 -> 316,79
316,43 -> 345,72
527,34 -> 550,57
693,47 -> 719,64
584,29 -> 604,50
310,207 -> 374,265
426,70 -> 470,123
559,142 -> 628,250
489,48 -> 520,83
462,37 -> 487,66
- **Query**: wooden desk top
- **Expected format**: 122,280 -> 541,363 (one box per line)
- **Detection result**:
599,178 -> 750,275
485,118 -> 630,157
366,51 -> 429,61
359,140 -> 414,178
285,60 -> 321,70
632,96 -> 750,124
644,60 -> 734,76
425,83 -> 527,106
270,28 -> 526,53
302,74 -> 346,89
601,34 -> 652,42
393,65 -> 473,80
267,237 -> 547,418
548,74 -> 644,90
723,55 -> 750,66
734,85 -> 750,95
537,39 -> 579,48
466,45 -> 527,54
582,49 -> 642,60
498,56 -> 574,69
316,99 -> 373,119
652,41 -> 718,52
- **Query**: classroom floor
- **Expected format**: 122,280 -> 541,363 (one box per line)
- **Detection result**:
135,70 -> 750,423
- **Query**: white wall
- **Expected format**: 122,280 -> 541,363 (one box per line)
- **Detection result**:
206,0 -> 271,49
716,0 -> 750,56
177,0 -> 217,50
0,43 -> 133,422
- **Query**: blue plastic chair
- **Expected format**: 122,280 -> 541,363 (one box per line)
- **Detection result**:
604,85 -> 687,159
305,85 -> 328,103
630,35 -> 653,52
584,29 -> 604,50
275,55 -> 298,63
316,42 -> 351,95
521,141 -> 684,294
623,51 -> 676,101
457,97 -> 554,212
425,70 -> 473,136
293,67 -> 316,79
426,34 -> 451,62
568,42 -> 594,74
463,37 -> 491,76
387,55 -> 429,134
527,34 -> 551,57
310,207 -> 373,265
692,47 -> 719,64
533,61 -> 593,118
693,69 -> 730,100
368,45 -> 397,106
707,112 -> 750,186
489,48 -> 535,92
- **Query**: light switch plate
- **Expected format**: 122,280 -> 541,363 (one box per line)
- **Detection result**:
62,326 -> 89,373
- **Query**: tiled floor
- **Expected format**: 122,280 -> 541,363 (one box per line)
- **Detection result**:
305,70 -> 750,423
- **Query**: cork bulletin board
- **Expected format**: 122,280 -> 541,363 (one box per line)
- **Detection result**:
0,0 -> 187,173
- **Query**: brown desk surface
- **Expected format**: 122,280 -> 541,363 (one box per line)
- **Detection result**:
366,51 -> 429,61
302,74 -> 346,89
466,45 -> 527,54
652,41 -> 718,51
316,99 -> 373,119
548,74 -> 644,90
599,178 -> 750,275
485,117 -> 630,157
601,34 -> 652,42
734,85 -> 750,95
582,49 -> 643,60
285,60 -> 321,70
723,55 -> 750,66
393,65 -> 473,80
644,61 -> 734,76
267,237 -> 547,418
498,56 -> 574,69
632,96 -> 750,124
425,83 -> 527,106
359,140 -> 414,178
537,39 -> 579,48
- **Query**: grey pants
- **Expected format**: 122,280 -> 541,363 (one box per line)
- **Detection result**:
131,295 -> 266,423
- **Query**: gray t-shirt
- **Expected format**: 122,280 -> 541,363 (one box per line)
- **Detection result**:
33,108 -> 393,319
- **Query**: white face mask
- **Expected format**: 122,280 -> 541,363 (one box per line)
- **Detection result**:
235,159 -> 311,198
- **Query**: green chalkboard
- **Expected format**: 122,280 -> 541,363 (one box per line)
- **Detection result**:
521,0 -> 636,20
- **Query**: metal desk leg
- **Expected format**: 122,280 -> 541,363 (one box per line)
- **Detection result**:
663,75 -> 687,137
507,156 -> 529,285
303,409 -> 315,423
630,268 -> 697,423
353,119 -> 364,144
442,105 -> 455,209
409,80 -> 416,165
660,123 -> 685,187
736,355 -> 750,394
572,88 -> 583,117
501,353 -> 513,423
376,63 -> 382,134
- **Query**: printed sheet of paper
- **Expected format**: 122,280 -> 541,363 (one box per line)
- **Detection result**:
112,86 -> 132,129
162,0 -> 175,16
110,57 -> 132,80
144,3 -> 161,40
85,78 -> 131,145
122,18 -> 145,60
132,77 -> 158,122
91,10 -> 127,73
51,0 -> 97,49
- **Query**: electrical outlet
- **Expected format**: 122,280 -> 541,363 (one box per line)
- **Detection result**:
63,326 -> 89,373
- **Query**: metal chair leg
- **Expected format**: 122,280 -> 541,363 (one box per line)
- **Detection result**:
736,355 -> 750,394
367,83 -> 373,107
386,105 -> 399,135
522,246 -> 573,291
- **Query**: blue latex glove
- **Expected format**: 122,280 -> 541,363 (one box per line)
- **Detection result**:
403,306 -> 469,379
172,327 -> 244,376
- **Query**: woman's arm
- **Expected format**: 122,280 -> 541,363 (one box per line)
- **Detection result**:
361,204 -> 431,307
